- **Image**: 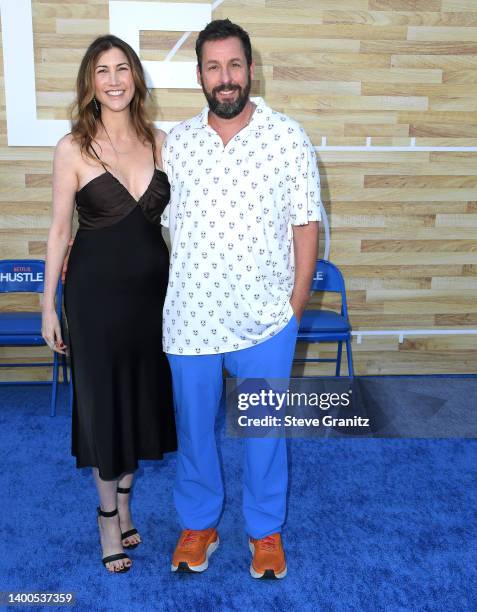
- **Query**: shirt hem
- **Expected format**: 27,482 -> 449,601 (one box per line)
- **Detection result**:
163,316 -> 292,356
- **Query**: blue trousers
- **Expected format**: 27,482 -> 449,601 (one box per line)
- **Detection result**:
167,316 -> 298,539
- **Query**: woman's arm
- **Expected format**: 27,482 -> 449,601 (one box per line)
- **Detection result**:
41,135 -> 78,353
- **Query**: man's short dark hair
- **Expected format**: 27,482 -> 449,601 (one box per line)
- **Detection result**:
195,19 -> 252,72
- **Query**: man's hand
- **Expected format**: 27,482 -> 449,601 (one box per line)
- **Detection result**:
290,296 -> 307,324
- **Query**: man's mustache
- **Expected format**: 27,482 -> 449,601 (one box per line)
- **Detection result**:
212,84 -> 241,95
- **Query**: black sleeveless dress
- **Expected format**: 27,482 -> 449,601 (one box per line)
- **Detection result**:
64,156 -> 177,480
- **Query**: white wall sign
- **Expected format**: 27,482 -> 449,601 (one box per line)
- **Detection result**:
0,0 -> 211,146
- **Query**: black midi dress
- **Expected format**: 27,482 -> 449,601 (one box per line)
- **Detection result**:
64,153 -> 177,480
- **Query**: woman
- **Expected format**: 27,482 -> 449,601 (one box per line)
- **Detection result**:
42,35 -> 176,573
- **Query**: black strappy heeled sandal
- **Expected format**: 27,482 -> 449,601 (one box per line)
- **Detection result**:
117,487 -> 141,550
97,507 -> 132,573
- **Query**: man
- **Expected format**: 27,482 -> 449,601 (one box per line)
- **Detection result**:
161,19 -> 321,579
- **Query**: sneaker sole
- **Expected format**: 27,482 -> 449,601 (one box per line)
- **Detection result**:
171,536 -> 220,573
248,541 -> 287,579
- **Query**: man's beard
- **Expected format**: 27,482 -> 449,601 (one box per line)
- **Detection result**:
202,77 -> 252,119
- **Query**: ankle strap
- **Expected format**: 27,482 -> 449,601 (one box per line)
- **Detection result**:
97,507 -> 118,518
117,487 -> 131,494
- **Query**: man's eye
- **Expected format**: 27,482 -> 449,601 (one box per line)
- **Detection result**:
209,65 -> 218,70
232,63 -> 241,67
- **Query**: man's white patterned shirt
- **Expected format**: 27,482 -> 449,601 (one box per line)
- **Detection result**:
161,97 -> 322,355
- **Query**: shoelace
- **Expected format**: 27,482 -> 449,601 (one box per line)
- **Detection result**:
256,535 -> 277,551
181,530 -> 200,548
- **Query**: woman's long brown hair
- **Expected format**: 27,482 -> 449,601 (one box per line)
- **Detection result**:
71,34 -> 156,164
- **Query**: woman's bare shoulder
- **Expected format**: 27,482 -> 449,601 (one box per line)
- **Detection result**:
55,133 -> 82,163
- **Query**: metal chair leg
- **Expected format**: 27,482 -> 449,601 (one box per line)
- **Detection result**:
346,337 -> 354,376
50,351 -> 59,417
61,354 -> 68,384
335,341 -> 343,376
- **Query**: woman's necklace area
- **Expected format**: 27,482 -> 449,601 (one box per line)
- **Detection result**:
101,121 -> 135,156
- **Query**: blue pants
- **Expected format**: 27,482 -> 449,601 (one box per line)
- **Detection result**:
167,316 -> 298,539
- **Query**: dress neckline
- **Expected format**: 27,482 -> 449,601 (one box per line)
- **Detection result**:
77,167 -> 167,203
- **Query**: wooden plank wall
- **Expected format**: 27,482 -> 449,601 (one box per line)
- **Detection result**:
1,0 -> 476,379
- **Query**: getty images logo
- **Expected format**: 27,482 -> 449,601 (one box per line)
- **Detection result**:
0,265 -> 43,283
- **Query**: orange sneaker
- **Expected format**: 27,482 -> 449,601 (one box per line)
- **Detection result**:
249,533 -> 287,579
171,528 -> 219,573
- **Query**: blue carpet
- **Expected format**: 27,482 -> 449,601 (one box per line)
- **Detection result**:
0,384 -> 476,612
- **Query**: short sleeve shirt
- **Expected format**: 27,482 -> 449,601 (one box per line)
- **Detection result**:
161,96 -> 322,355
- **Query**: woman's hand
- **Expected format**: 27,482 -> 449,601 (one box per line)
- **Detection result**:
42,308 -> 67,354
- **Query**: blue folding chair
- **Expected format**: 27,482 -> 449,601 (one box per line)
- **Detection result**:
295,259 -> 354,376
0,259 -> 67,415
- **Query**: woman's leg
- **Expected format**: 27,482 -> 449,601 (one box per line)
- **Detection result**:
93,468 -> 132,572
117,472 -> 141,547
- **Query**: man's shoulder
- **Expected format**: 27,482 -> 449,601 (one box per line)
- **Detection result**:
164,111 -> 205,145
259,100 -> 304,136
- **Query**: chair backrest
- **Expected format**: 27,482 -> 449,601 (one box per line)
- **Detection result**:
310,259 -> 349,318
0,259 -> 46,293
0,259 -> 62,315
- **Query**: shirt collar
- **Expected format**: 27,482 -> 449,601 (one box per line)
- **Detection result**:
194,96 -> 269,131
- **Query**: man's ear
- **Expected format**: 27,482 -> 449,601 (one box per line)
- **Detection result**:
196,64 -> 202,87
249,60 -> 255,82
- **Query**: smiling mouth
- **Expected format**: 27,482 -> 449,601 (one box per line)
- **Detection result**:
106,90 -> 125,96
